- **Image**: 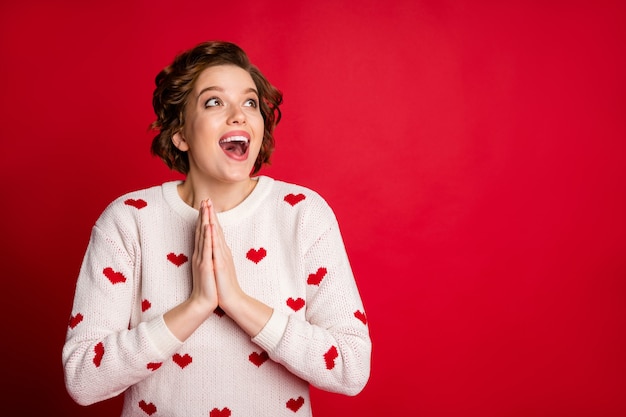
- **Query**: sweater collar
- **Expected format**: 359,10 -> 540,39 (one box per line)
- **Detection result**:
162,176 -> 274,227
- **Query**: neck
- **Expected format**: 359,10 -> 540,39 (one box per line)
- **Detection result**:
177,176 -> 257,212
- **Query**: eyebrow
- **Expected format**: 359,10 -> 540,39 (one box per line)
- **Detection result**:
196,86 -> 259,100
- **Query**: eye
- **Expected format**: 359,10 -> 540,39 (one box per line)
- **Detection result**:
205,97 -> 222,107
244,98 -> 258,108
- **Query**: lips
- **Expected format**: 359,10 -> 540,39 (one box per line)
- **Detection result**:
219,131 -> 250,160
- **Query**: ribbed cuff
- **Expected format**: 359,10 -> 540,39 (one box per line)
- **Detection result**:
252,309 -> 289,352
144,315 -> 184,357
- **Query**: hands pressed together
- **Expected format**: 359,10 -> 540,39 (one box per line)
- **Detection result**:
164,199 -> 273,342
190,199 -> 242,314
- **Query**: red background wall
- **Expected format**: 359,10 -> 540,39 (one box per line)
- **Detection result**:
1,1 -> 625,415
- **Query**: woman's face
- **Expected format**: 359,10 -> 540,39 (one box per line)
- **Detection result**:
173,64 -> 264,183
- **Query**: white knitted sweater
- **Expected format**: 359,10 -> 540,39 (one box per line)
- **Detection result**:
62,176 -> 371,417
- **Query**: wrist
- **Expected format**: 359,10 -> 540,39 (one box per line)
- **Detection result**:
218,289 -> 247,317
220,293 -> 273,337
186,295 -> 218,320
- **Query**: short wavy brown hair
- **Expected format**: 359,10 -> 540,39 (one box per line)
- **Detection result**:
150,41 -> 283,175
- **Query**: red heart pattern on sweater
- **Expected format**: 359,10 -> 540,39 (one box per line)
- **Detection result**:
210,407 -> 231,417
286,297 -> 305,311
173,353 -> 193,369
103,267 -> 126,284
354,310 -> 367,325
141,299 -> 151,312
167,252 -> 188,267
249,351 -> 269,367
324,345 -> 338,370
125,198 -> 147,209
138,400 -> 157,415
93,342 -> 104,367
284,193 -> 306,206
286,396 -> 305,412
213,306 -> 225,317
69,313 -> 83,329
246,247 -> 267,263
307,267 -> 327,285
146,362 -> 162,371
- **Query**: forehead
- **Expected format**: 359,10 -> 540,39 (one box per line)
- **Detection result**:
194,65 -> 256,93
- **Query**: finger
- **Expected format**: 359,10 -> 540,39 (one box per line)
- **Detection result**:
209,221 -> 221,262
207,200 -> 226,244
201,223 -> 211,264
206,200 -> 217,242
202,199 -> 210,226
199,200 -> 213,261
202,201 -> 214,261
207,201 -> 225,256
207,199 -> 217,226
194,201 -> 204,261
195,200 -> 203,238
205,203 -> 222,261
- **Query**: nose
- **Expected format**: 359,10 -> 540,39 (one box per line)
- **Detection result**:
227,105 -> 246,125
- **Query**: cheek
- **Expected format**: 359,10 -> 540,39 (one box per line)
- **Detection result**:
253,114 -> 265,138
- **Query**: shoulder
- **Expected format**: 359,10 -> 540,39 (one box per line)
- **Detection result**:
95,182 -> 176,230
262,176 -> 338,229
265,176 -> 332,210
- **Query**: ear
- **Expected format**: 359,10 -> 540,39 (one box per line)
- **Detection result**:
172,131 -> 189,152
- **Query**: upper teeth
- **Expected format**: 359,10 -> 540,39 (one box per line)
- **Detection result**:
220,136 -> 249,143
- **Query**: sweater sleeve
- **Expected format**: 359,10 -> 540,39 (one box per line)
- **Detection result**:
252,200 -> 372,396
62,213 -> 183,406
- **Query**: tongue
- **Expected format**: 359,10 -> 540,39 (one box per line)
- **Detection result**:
220,141 -> 247,157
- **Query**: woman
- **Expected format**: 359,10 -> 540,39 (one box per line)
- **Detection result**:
63,41 -> 371,416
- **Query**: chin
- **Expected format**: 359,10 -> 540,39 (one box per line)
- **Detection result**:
221,170 -> 253,183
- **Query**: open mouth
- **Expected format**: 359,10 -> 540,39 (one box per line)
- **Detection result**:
219,135 -> 250,158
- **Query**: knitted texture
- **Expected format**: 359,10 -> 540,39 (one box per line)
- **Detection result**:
63,176 -> 371,416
